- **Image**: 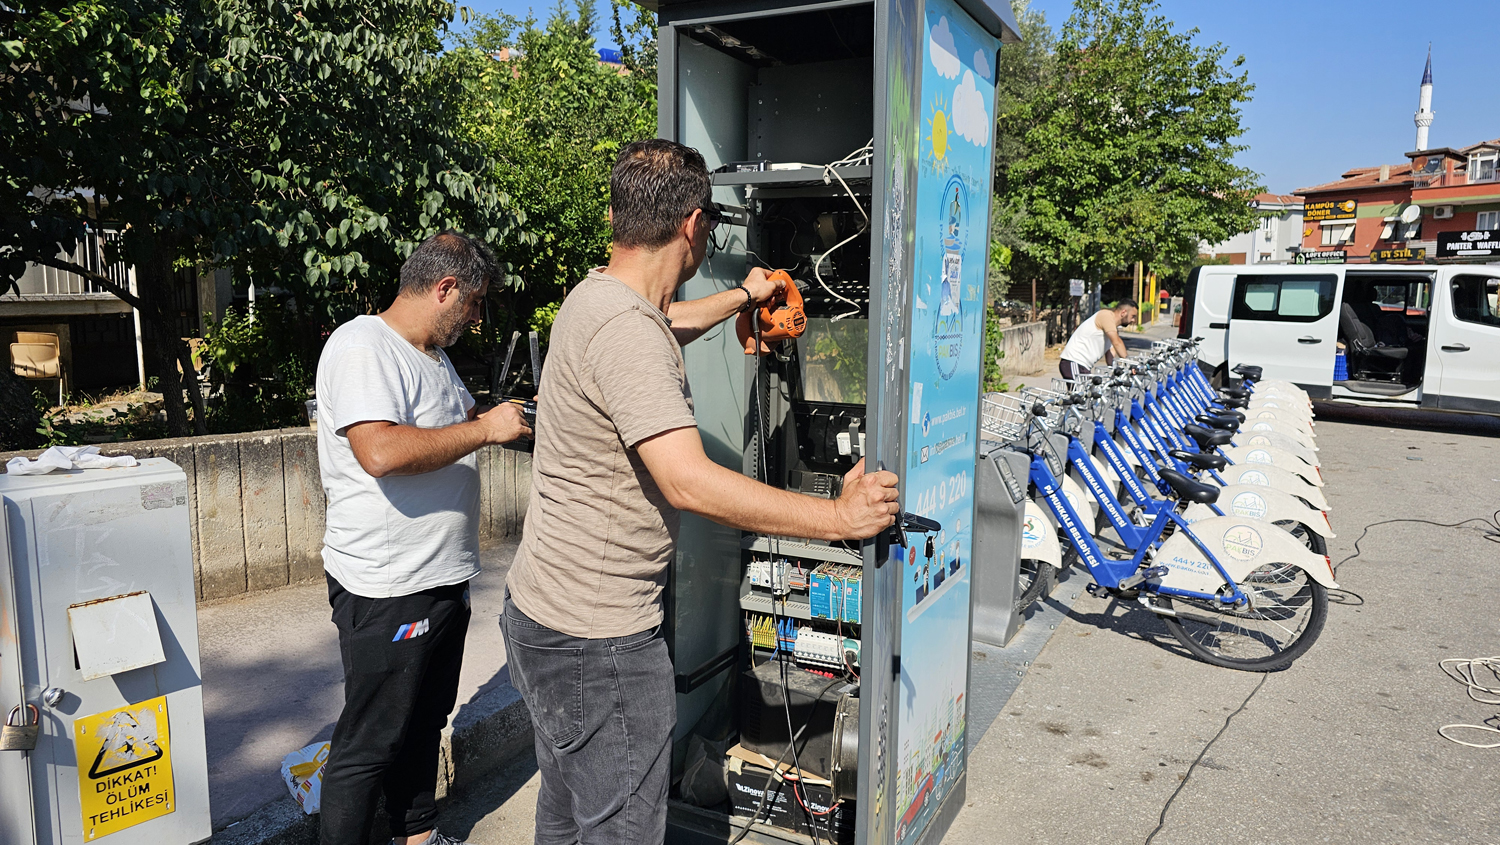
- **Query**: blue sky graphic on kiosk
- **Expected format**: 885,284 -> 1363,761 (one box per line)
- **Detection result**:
895,2 -> 996,844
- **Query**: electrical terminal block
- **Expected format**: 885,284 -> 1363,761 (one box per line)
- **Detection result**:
793,629 -> 847,670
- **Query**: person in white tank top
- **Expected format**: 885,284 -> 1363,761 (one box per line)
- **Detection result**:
1059,299 -> 1138,381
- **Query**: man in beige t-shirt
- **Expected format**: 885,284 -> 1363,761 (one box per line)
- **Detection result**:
503,139 -> 899,845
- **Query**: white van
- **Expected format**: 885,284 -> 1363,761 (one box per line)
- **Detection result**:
1180,263 -> 1500,415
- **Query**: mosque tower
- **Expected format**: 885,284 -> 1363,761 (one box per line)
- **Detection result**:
1414,47 -> 1434,151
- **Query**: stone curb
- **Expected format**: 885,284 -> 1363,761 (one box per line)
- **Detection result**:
211,682 -> 533,845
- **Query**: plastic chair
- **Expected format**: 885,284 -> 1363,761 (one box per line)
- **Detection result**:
11,341 -> 63,405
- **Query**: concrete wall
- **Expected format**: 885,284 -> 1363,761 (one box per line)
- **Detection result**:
1,429 -> 531,602
997,320 -> 1047,376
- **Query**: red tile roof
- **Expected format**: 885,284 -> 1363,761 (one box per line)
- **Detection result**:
1253,192 -> 1303,206
1295,162 -> 1414,195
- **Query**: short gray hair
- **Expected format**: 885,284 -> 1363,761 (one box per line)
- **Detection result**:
398,230 -> 499,298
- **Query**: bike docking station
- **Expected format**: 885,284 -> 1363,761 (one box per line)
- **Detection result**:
1,461 -> 212,845
650,0 -> 1020,842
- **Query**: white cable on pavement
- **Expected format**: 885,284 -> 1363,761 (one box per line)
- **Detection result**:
1437,656 -> 1500,748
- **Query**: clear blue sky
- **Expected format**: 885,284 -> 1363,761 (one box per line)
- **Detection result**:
455,0 -> 1496,194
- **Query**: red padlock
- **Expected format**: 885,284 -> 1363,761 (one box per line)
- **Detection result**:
736,270 -> 807,355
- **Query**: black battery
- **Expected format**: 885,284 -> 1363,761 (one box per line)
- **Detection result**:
738,661 -> 854,779
727,762 -> 855,844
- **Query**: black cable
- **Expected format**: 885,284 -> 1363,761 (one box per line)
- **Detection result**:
1333,509 -> 1500,574
729,676 -> 847,845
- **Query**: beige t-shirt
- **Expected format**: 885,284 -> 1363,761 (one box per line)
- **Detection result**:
506,270 -> 698,638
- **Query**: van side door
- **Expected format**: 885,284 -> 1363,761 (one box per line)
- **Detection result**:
1428,269 -> 1500,414
1224,270 -> 1342,397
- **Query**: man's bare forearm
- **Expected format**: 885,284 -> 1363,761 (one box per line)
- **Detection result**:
666,288 -> 746,345
348,421 -> 489,478
672,459 -> 852,540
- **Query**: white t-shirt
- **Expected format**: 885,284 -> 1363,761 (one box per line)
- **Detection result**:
315,315 -> 480,598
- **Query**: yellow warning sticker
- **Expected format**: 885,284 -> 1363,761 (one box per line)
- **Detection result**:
74,696 -> 175,839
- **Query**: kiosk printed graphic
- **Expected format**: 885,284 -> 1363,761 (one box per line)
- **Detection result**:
75,696 -> 175,839
895,3 -> 998,844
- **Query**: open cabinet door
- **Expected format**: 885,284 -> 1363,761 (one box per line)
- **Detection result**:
1225,269 -> 1342,397
1429,269 -> 1500,414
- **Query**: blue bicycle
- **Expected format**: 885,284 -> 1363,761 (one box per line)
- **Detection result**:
987,386 -> 1337,672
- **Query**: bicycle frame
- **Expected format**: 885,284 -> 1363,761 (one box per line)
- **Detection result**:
1029,454 -> 1248,605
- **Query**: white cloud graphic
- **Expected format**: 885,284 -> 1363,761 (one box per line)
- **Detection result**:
951,70 -> 990,147
930,17 -> 960,79
973,49 -> 991,80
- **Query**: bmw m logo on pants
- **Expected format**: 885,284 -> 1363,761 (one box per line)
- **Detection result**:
393,619 -> 430,641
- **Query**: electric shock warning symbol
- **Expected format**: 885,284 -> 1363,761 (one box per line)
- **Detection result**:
75,696 -> 176,839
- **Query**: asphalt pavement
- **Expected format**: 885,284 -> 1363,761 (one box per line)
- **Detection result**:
944,402 -> 1500,845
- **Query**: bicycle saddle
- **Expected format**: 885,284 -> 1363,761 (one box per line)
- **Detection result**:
1220,386 -> 1250,399
1157,468 -> 1221,504
1194,413 -> 1240,431
1231,364 -> 1264,381
1170,448 -> 1228,471
1218,395 -> 1249,409
1182,423 -> 1234,450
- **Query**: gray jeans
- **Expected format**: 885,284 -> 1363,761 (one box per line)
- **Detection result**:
502,593 -> 676,845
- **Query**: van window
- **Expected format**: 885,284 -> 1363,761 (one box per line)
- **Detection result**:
1451,275 -> 1500,327
1231,275 -> 1337,322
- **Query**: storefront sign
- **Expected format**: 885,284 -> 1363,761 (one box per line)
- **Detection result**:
1303,199 -> 1358,221
76,696 -> 176,839
1371,247 -> 1427,263
1437,230 -> 1499,259
1293,250 -> 1346,265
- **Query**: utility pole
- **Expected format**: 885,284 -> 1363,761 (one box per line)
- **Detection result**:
1133,261 -> 1144,331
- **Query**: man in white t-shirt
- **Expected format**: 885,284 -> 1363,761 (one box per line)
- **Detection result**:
1059,299 -> 1138,382
314,231 -> 531,845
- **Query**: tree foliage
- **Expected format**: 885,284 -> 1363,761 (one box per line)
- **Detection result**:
448,1 -> 656,331
1,0 -> 523,434
997,0 -> 1262,295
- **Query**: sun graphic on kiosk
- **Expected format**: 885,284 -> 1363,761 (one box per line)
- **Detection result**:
926,93 -> 950,164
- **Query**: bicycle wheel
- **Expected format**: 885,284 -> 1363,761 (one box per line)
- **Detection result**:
1158,564 -> 1327,672
1244,521 -> 1327,583
1015,558 -> 1055,613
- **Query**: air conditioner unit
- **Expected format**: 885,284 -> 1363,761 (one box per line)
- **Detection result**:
1434,206 -> 1455,220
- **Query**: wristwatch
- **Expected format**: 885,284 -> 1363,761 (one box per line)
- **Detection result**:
734,284 -> 755,313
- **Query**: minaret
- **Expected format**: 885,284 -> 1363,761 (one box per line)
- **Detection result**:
1414,47 -> 1434,151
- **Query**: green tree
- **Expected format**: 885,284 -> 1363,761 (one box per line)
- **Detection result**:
1,0 -> 522,435
997,0 -> 1262,296
449,1 -> 656,342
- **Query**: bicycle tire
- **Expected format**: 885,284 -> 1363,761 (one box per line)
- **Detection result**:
1246,521 -> 1327,583
1158,566 -> 1328,672
1015,558 -> 1055,613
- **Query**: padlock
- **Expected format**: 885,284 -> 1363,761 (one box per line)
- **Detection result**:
2,704 -> 39,751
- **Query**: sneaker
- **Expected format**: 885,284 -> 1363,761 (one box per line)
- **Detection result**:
389,831 -> 468,845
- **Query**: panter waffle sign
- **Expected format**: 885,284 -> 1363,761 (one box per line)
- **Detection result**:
75,696 -> 175,839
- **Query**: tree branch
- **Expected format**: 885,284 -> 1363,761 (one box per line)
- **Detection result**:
30,255 -> 145,311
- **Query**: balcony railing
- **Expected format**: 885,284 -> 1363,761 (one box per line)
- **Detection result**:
6,230 -> 132,297
1411,168 -> 1499,189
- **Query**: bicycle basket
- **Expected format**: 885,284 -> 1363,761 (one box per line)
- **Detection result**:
980,393 -> 1026,442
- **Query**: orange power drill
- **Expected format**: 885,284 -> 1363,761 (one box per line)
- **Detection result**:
736,269 -> 807,355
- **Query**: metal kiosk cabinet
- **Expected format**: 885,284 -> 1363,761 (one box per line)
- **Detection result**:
652,1 -> 1020,843
1,459 -> 211,845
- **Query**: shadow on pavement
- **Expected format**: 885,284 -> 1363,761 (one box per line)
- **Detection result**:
1313,401 -> 1500,435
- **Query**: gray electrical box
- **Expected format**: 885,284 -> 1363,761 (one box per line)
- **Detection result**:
652,1 -> 1020,843
1,459 -> 211,845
